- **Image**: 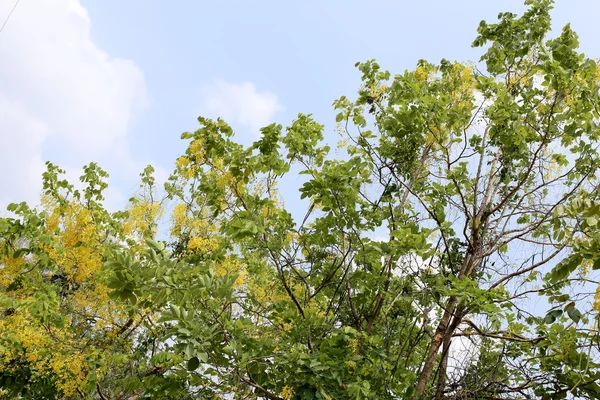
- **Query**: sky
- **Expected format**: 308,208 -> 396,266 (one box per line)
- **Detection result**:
1,0 -> 600,214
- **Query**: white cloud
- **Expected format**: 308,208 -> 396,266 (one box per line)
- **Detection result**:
0,0 -> 149,209
0,96 -> 47,207
200,80 -> 283,137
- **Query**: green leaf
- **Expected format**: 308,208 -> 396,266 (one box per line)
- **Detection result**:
12,248 -> 30,258
549,254 -> 582,282
170,304 -> 181,318
544,309 -> 562,324
565,304 -> 582,323
187,356 -> 200,371
197,352 -> 208,363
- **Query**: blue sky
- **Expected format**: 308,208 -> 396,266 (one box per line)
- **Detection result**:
1,0 -> 600,213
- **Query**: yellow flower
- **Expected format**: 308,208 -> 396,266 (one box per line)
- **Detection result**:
349,339 -> 359,354
337,138 -> 349,149
345,360 -> 357,374
189,139 -> 206,161
0,255 -> 26,287
187,236 -> 219,254
281,321 -> 293,332
214,257 -> 246,287
183,164 -> 199,179
281,385 -> 293,400
39,203 -> 104,283
593,285 -> 600,312
216,171 -> 234,189
175,156 -> 190,168
214,158 -> 225,170
414,66 -> 428,82
171,203 -> 188,236
366,81 -> 388,99
124,201 -> 163,241
285,232 -> 296,244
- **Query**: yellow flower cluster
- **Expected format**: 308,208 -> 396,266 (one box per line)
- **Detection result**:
285,231 -> 297,244
337,138 -> 349,149
215,170 -> 235,190
0,255 -> 26,287
345,360 -> 357,374
182,164 -> 200,179
70,282 -> 128,333
366,80 -> 388,100
189,139 -> 206,161
0,313 -> 90,397
187,235 -> 220,254
43,204 -> 103,283
214,257 -> 247,287
249,280 -> 267,303
123,201 -> 163,240
176,156 -> 191,169
414,66 -> 429,82
305,302 -> 327,320
50,353 -> 88,396
171,203 -> 226,259
0,199 -> 141,398
44,200 -> 133,327
450,63 -> 475,103
248,273 -> 288,306
594,285 -> 600,312
281,385 -> 294,400
280,321 -> 293,332
171,203 -> 189,236
176,139 -> 208,179
580,259 -> 593,277
349,339 -> 359,354
261,206 -> 270,218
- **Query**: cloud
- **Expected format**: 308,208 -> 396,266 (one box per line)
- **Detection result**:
200,80 -> 284,137
0,96 -> 48,207
0,0 -> 148,209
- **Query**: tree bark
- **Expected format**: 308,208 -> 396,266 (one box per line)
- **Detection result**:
435,336 -> 452,400
416,252 -> 478,397
415,296 -> 456,397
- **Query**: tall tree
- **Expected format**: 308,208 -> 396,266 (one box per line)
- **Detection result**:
1,0 -> 600,398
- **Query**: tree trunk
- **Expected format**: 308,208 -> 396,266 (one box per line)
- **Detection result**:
416,253 -> 478,397
415,297 -> 456,397
435,336 -> 451,400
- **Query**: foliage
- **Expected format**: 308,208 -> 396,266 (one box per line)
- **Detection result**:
2,0 -> 600,398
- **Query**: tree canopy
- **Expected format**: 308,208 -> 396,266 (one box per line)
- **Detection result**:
2,0 -> 600,398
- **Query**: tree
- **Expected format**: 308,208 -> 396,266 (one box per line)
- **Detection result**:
1,0 -> 600,398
